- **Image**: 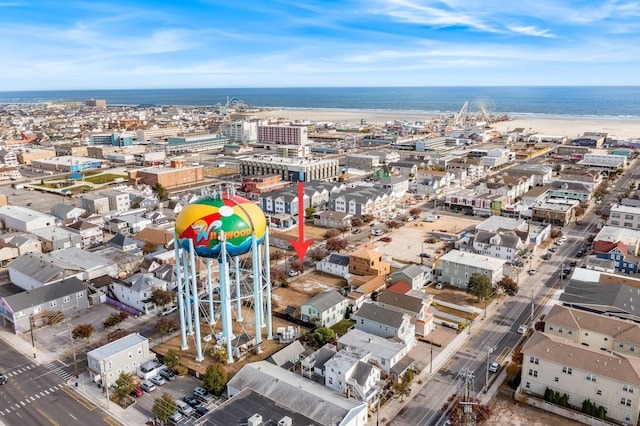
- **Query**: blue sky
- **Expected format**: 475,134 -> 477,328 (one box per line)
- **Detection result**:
1,0 -> 639,90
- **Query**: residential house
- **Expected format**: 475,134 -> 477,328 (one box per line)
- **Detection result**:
0,233 -> 42,255
352,302 -> 416,348
324,348 -> 381,406
547,181 -> 593,202
80,193 -> 110,214
133,228 -> 174,250
438,250 -> 505,288
316,253 -> 351,278
111,272 -> 171,314
472,230 -> 527,263
374,176 -> 409,198
337,329 -> 411,377
503,164 -> 553,187
267,340 -> 307,370
107,233 -> 141,253
531,201 -> 578,226
50,204 -> 86,224
300,290 -> 349,327
330,187 -> 397,219
390,264 -> 430,290
592,241 -> 640,274
117,213 -> 153,235
349,248 -> 390,276
0,241 -> 19,267
0,277 -> 88,334
31,226 -> 82,252
65,220 -> 103,248
347,275 -> 387,310
86,333 -> 154,384
377,290 -> 434,336
313,211 -> 353,229
609,204 -> 640,231
104,218 -> 130,235
521,331 -> 640,425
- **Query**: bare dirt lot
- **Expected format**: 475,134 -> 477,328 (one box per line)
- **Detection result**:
374,214 -> 482,264
486,389 -> 580,426
272,272 -> 347,312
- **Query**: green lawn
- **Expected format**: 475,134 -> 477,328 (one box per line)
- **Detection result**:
331,319 -> 356,337
82,173 -> 128,184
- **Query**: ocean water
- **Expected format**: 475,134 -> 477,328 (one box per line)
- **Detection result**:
0,86 -> 639,119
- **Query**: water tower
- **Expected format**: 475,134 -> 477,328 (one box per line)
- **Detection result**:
174,187 -> 273,363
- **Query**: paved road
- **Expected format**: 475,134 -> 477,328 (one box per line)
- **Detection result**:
390,232 -> 582,426
0,343 -> 118,426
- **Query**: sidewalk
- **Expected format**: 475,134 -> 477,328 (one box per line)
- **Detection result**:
0,327 -> 146,426
370,299 -> 503,425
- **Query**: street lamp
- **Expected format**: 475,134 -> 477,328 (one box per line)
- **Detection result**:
29,314 -> 36,359
484,344 -> 496,394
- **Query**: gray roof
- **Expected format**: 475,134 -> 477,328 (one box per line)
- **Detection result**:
226,361 -> 366,426
474,230 -> 522,248
86,333 -> 147,361
302,290 -> 346,313
267,340 -> 305,368
559,279 -> 640,320
351,361 -> 374,385
8,253 -> 78,284
314,346 -> 338,372
394,263 -> 424,280
207,388 -> 322,426
4,277 -> 84,312
354,302 -> 407,329
377,290 -> 424,314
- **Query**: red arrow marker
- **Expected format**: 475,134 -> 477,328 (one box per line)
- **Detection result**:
289,181 -> 314,264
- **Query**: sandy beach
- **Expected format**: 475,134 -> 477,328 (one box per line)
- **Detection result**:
255,108 -> 640,140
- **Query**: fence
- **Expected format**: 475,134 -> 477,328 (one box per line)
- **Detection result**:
105,296 -> 142,317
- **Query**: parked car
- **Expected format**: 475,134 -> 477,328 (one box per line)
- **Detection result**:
517,324 -> 529,334
193,406 -> 209,419
140,380 -> 157,392
569,260 -> 577,267
419,253 -> 432,258
488,362 -> 501,373
183,394 -> 202,408
528,269 -> 537,275
379,237 -> 392,242
435,283 -> 443,290
0,373 -> 7,385
160,305 -> 178,316
549,246 -> 557,252
352,229 -> 362,234
150,375 -> 167,386
287,270 -> 298,277
175,399 -> 195,416
130,386 -> 144,397
576,250 -> 584,257
168,411 -> 183,424
159,368 -> 176,381
541,253 -> 552,261
193,386 -> 214,403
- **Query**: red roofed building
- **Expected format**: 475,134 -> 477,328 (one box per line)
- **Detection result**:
593,240 -> 639,274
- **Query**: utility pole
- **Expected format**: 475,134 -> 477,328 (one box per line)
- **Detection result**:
460,368 -> 477,426
29,314 -> 36,359
69,325 -> 78,379
530,289 -> 535,327
484,344 -> 496,394
430,337 -> 434,374
101,359 -> 110,409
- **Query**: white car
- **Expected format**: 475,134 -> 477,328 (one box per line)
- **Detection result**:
160,305 -> 177,316
517,324 -> 529,334
488,361 -> 501,373
528,269 -> 537,275
288,270 -> 298,277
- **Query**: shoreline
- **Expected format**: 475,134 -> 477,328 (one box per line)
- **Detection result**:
254,108 -> 640,140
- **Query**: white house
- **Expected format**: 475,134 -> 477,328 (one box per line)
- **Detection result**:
316,253 -> 351,278
86,333 -> 155,385
0,206 -> 58,232
111,272 -> 170,314
438,250 -> 506,288
300,290 -> 349,328
352,302 -> 416,349
337,329 -> 409,376
324,348 -> 381,406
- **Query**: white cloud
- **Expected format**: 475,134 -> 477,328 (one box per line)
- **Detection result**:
508,26 -> 555,38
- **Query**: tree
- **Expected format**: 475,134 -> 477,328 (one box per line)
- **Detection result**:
361,214 -> 375,223
150,288 -> 174,307
309,248 -> 328,262
386,220 -> 401,230
142,241 -> 157,254
324,229 -> 340,238
152,182 -> 168,201
72,324 -> 95,341
152,392 -> 177,422
270,250 -> 284,262
270,269 -> 288,286
351,217 -> 364,228
304,207 -> 316,220
467,273 -> 492,302
210,346 -> 228,363
497,276 -> 518,296
409,208 -> 421,216
154,318 -> 179,333
202,364 -> 227,396
573,206 -> 586,219
393,370 -> 414,401
441,394 -> 493,426
163,349 -> 180,371
312,327 -> 336,345
113,372 -> 136,402
325,237 -> 348,252
103,312 -> 128,329
290,260 -> 304,273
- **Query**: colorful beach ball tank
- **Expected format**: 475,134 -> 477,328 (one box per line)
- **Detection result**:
175,194 -> 267,258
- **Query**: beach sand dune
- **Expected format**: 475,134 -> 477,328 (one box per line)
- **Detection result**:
255,108 -> 640,140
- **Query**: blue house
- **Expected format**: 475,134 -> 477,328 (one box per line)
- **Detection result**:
593,241 -> 639,274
